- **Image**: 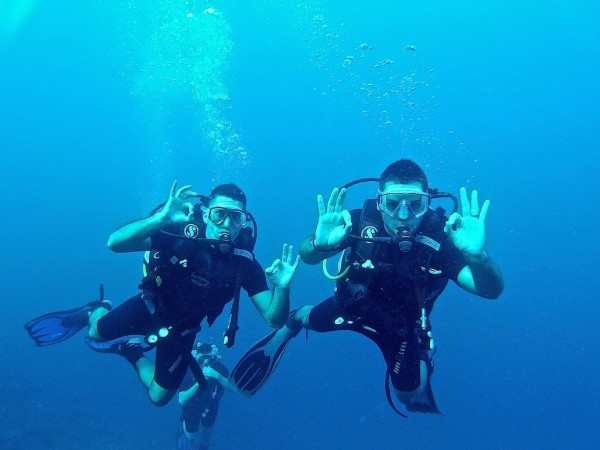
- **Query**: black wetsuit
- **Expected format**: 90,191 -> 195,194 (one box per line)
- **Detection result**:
308,209 -> 466,393
180,359 -> 229,431
97,220 -> 268,390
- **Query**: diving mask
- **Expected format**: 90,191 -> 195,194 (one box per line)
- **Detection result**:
377,190 -> 430,219
207,207 -> 247,228
193,342 -> 221,361
377,192 -> 431,219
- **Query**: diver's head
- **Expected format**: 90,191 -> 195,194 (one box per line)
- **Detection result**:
379,159 -> 428,192
377,160 -> 429,238
192,342 -> 221,364
203,183 -> 248,241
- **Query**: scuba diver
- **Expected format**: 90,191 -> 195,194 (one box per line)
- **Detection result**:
229,159 -> 503,415
177,342 -> 236,450
25,181 -> 300,406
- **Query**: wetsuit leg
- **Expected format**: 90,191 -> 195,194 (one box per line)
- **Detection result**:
97,293 -> 196,391
363,329 -> 442,414
404,349 -> 441,414
95,293 -> 155,339
200,396 -> 222,428
181,404 -> 202,434
154,332 -> 196,391
308,296 -> 420,389
306,297 -> 356,332
308,297 -> 437,413
384,332 -> 421,392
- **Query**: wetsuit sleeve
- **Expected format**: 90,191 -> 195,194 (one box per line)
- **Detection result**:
242,259 -> 269,297
350,209 -> 361,227
440,238 -> 468,282
149,223 -> 177,250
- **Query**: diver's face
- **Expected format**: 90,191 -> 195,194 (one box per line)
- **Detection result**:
203,195 -> 246,240
192,351 -> 214,366
378,182 -> 427,237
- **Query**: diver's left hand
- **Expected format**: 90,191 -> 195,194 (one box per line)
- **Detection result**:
444,187 -> 489,257
265,244 -> 301,290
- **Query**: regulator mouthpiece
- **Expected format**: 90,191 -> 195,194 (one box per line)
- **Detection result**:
397,227 -> 413,252
218,232 -> 232,254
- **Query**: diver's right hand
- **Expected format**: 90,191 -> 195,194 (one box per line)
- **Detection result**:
202,366 -> 218,380
158,180 -> 198,224
313,187 -> 352,249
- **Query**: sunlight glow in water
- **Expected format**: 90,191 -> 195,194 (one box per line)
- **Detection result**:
0,0 -> 38,46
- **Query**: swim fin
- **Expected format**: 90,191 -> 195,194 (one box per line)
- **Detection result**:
85,336 -> 148,366
405,369 -> 441,414
229,312 -> 302,396
384,350 -> 442,416
24,284 -> 111,347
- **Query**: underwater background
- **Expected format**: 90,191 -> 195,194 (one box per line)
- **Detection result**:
1,0 -> 599,449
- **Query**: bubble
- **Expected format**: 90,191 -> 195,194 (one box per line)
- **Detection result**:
123,1 -> 249,181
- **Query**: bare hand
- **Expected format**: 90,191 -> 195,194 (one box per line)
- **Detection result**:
160,180 -> 198,224
265,244 -> 301,290
444,187 -> 489,257
202,365 -> 218,379
314,188 -> 352,249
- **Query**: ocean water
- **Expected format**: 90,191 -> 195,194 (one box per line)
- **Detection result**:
1,1 -> 599,449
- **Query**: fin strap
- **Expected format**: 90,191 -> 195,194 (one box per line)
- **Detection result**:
384,369 -> 408,418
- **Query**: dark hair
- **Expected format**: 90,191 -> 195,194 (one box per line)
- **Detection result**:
379,159 -> 428,191
209,183 -> 247,209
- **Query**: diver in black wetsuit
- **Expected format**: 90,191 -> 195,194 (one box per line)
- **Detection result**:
177,342 -> 236,450
25,181 -> 300,407
230,159 -> 503,415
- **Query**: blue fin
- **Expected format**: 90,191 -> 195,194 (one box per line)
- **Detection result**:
85,336 -> 149,364
24,305 -> 92,347
25,286 -> 110,347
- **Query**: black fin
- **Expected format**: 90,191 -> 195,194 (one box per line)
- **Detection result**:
229,313 -> 301,396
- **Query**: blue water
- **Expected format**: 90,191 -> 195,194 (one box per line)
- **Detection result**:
1,1 -> 599,449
